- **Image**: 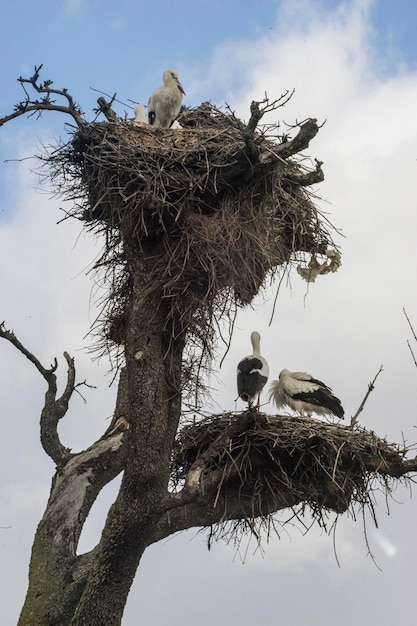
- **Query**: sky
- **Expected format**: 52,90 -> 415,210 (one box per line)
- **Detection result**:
1,0 -> 417,624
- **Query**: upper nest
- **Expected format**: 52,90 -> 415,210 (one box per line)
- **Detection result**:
172,412 -> 408,521
46,102 -> 339,362
72,103 -> 332,262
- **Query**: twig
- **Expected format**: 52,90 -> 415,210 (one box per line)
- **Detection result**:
403,307 -> 417,341
73,379 -> 98,403
350,365 -> 384,428
406,340 -> 417,368
403,308 -> 417,368
91,86 -> 133,110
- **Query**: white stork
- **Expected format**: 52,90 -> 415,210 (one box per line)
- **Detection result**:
133,104 -> 147,126
269,369 -> 344,419
237,331 -> 269,410
148,69 -> 185,128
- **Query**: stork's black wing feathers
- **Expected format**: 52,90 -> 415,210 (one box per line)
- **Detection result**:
292,388 -> 344,418
308,376 -> 333,392
237,357 -> 263,374
237,371 -> 267,402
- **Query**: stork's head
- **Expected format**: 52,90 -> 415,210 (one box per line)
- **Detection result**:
163,68 -> 186,95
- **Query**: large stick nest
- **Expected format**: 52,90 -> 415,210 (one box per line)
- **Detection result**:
172,412 -> 411,537
46,102 -> 339,380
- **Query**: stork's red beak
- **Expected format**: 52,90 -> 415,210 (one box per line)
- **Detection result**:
177,81 -> 186,96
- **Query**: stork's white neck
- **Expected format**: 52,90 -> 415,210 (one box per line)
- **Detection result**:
250,331 -> 261,357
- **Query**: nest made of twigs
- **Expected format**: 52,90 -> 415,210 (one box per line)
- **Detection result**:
45,103 -> 339,385
172,412 -> 408,536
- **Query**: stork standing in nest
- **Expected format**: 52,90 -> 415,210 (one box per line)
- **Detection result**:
269,369 -> 344,419
148,69 -> 185,128
237,331 -> 269,410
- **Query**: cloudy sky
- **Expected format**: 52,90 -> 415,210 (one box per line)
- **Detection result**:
1,0 -> 417,624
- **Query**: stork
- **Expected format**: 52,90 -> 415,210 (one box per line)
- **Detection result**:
148,69 -> 185,128
133,104 -> 147,125
269,369 -> 344,419
237,331 -> 269,410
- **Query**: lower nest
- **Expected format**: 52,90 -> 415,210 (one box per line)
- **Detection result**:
172,412 -> 406,517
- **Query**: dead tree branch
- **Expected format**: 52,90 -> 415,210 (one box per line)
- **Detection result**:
403,308 -> 417,368
0,64 -> 84,128
95,96 -> 119,123
242,92 -> 295,160
286,158 -> 325,186
0,322 -> 73,464
350,365 -> 384,428
275,118 -> 320,159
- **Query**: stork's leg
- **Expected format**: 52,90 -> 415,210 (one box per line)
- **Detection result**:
256,393 -> 261,411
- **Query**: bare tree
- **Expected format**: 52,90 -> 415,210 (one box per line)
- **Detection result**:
1,67 -> 416,626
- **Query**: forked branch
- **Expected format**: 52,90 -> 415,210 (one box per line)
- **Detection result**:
243,92 -> 295,159
0,322 -> 72,464
0,64 -> 84,128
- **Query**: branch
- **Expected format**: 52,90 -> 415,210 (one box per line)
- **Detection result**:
242,92 -> 294,160
95,97 -> 119,123
0,321 -> 59,378
40,424 -> 129,554
264,118 -> 321,161
0,322 -> 71,463
363,452 -> 417,477
149,483 -> 300,546
40,351 -> 75,464
350,365 -> 384,427
0,64 -> 84,128
403,308 -> 417,368
404,307 -> 417,342
286,158 -> 324,186
244,92 -> 294,134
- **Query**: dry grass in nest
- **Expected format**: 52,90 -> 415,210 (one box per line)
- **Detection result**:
44,103 -> 339,387
171,411 -> 410,541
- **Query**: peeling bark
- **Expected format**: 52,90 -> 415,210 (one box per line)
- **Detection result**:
16,369 -> 129,626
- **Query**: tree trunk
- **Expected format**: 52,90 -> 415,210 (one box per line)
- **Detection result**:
70,253 -> 184,626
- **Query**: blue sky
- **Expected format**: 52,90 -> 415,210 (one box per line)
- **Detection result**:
1,1 -> 417,625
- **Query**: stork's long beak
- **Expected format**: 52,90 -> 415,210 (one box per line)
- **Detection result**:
177,81 -> 186,96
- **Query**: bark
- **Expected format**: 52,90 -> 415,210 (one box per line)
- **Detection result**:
16,369 -> 130,626
70,252 -> 185,625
